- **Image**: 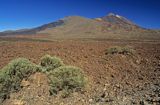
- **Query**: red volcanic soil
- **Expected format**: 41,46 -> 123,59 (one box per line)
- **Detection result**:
0,39 -> 160,105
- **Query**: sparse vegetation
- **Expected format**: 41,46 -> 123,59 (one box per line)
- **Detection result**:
40,55 -> 87,97
40,55 -> 64,72
0,40 -> 159,105
121,46 -> 135,55
106,46 -> 122,54
48,66 -> 87,97
0,55 -> 87,102
0,58 -> 40,102
106,46 -> 135,55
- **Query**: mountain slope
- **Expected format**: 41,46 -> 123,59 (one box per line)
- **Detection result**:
0,13 -> 160,40
0,20 -> 65,36
38,16 -> 105,39
38,15 -> 160,40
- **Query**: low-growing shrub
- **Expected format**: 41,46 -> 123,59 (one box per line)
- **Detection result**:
40,55 -> 64,72
106,46 -> 122,54
121,46 -> 135,55
106,46 -> 135,55
0,58 -> 40,102
0,55 -> 88,102
48,66 -> 87,97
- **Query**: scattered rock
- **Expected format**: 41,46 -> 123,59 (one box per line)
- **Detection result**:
13,99 -> 25,105
21,80 -> 30,87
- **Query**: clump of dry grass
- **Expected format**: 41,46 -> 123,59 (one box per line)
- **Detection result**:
48,66 -> 87,98
40,55 -> 64,72
106,46 -> 135,55
0,58 -> 40,102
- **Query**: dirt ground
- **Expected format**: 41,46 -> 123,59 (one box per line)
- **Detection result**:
0,39 -> 160,105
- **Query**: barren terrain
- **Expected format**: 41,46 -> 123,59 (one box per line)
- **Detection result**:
0,37 -> 159,105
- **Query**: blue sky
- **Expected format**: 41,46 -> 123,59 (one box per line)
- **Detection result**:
0,0 -> 160,31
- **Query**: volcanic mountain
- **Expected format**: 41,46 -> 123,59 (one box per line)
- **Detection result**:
0,13 -> 160,40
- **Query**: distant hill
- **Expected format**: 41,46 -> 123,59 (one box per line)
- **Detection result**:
0,20 -> 64,35
0,13 -> 160,40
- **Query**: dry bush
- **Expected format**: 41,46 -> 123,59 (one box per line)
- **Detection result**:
48,66 -> 87,97
106,46 -> 135,55
40,55 -> 64,72
0,58 -> 40,102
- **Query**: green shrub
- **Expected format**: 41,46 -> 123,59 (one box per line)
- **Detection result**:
121,46 -> 135,55
106,46 -> 122,54
0,55 -> 88,102
0,58 -> 40,102
106,46 -> 135,55
48,66 -> 87,97
40,55 -> 64,72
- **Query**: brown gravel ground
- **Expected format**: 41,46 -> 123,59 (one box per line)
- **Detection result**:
0,39 -> 160,105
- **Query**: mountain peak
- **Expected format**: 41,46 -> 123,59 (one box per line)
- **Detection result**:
101,13 -> 136,26
107,13 -> 122,18
108,13 -> 116,16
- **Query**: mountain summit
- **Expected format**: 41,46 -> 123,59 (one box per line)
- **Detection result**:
105,13 -> 134,24
100,13 -> 139,29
